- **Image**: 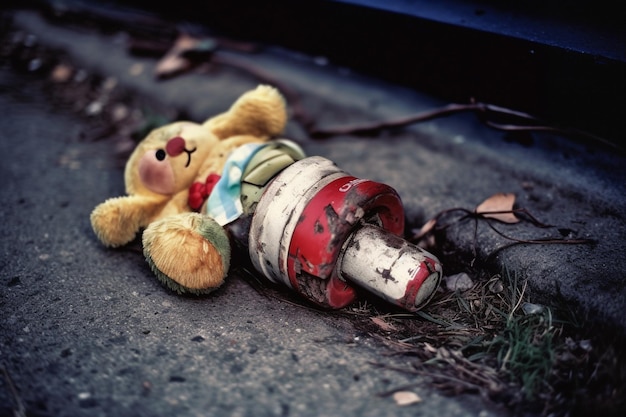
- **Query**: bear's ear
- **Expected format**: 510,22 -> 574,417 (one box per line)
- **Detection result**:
203,85 -> 287,140
90,194 -> 168,247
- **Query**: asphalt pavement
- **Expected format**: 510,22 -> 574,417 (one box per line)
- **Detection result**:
1,5 -> 625,417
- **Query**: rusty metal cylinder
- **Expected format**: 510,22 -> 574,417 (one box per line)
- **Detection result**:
247,155 -> 443,311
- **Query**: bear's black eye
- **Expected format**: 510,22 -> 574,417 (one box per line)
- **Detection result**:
155,149 -> 166,161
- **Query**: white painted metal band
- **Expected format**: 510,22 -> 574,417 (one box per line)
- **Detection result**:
248,156 -> 347,288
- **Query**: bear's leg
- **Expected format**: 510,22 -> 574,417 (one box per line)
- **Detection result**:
142,213 -> 231,294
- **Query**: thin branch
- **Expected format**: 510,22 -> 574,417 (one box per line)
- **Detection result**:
309,103 -> 478,138
483,120 -> 618,150
308,98 -> 620,151
484,221 -> 595,246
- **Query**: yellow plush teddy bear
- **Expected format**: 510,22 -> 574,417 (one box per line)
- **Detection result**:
90,85 -> 297,294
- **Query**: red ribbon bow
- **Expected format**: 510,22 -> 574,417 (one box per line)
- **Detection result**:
188,173 -> 221,211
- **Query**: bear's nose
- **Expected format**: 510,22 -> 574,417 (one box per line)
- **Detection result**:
165,136 -> 186,156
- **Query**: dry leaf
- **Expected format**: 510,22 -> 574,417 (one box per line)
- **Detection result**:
370,316 -> 398,332
155,34 -> 200,78
393,391 -> 422,406
412,218 -> 437,241
475,193 -> 519,223
51,64 -> 73,83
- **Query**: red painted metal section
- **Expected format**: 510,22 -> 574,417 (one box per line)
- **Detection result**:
325,275 -> 357,309
400,257 -> 438,311
286,175 -> 405,308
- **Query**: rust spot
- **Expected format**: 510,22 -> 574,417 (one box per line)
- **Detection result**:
256,240 -> 265,254
303,256 -> 314,271
378,229 -> 405,250
290,246 -> 312,274
314,220 -> 324,233
345,207 -> 365,225
379,267 -> 397,283
324,203 -> 352,249
295,272 -> 328,305
324,203 -> 340,223
316,262 -> 336,278
293,257 -> 302,274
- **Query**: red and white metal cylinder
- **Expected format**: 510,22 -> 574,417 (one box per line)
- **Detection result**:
247,156 -> 442,311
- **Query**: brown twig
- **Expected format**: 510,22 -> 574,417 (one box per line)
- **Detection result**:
309,102 -> 478,138
484,220 -> 595,247
412,206 -> 551,243
309,99 -> 619,151
411,205 -> 595,268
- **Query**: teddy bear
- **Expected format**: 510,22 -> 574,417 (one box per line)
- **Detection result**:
90,84 -> 301,295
